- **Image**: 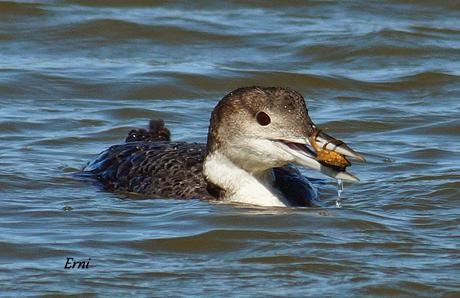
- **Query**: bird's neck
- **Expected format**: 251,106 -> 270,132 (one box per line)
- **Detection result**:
203,150 -> 288,207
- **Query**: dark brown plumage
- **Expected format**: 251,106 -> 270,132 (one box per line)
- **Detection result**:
82,87 -> 326,206
85,141 -> 214,200
125,119 -> 171,143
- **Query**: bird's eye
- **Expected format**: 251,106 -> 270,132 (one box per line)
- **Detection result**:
256,111 -> 271,126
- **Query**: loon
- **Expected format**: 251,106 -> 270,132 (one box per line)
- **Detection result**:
83,87 -> 364,207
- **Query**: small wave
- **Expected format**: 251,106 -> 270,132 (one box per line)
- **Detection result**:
217,69 -> 459,92
388,0 -> 460,10
0,1 -> 46,16
297,27 -> 459,63
321,119 -> 402,134
63,0 -> 168,7
128,229 -> 301,253
399,148 -> 460,160
0,120 -> 45,134
0,241 -> 74,259
0,32 -> 13,41
93,107 -> 168,120
392,71 -> 459,86
360,281 -> 442,297
346,71 -> 459,91
411,25 -> 460,36
299,44 -> 430,61
47,18 -> 242,44
403,118 -> 460,137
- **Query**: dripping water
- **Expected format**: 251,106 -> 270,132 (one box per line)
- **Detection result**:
336,178 -> 343,208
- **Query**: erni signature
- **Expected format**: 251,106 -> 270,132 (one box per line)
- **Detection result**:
64,257 -> 91,269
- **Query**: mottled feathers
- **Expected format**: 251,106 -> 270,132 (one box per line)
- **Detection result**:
84,120 -> 213,200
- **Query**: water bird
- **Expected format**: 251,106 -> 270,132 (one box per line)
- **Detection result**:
83,87 -> 364,207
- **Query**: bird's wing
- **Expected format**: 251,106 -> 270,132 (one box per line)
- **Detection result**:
83,141 -> 215,200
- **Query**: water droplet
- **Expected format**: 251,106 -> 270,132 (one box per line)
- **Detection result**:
63,205 -> 73,212
336,178 -> 343,208
383,157 -> 394,163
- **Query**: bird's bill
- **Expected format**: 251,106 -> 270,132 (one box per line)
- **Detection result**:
274,132 -> 363,183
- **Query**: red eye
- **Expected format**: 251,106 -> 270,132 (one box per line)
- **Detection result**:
256,111 -> 271,126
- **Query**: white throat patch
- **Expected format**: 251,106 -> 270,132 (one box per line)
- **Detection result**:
203,151 -> 288,207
